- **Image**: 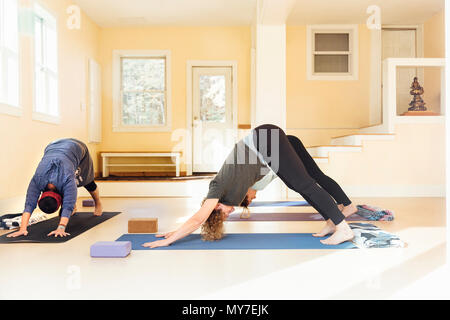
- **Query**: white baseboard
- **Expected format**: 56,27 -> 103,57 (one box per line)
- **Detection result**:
287,184 -> 445,199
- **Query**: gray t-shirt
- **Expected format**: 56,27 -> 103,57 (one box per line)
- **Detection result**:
206,139 -> 269,206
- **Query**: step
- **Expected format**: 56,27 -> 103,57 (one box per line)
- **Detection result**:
330,133 -> 395,146
307,145 -> 362,158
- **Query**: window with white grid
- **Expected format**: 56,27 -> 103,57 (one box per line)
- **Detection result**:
33,3 -> 59,123
113,50 -> 172,132
0,0 -> 20,116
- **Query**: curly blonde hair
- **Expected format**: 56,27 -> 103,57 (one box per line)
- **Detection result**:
200,197 -> 250,241
201,206 -> 225,241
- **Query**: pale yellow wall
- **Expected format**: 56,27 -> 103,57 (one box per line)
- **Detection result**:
286,25 -> 372,146
0,0 -> 100,200
423,10 -> 445,114
98,26 -> 251,170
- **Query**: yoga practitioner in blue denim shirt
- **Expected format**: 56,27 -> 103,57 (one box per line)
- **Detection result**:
7,138 -> 103,238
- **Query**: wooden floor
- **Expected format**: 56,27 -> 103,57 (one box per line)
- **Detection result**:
0,197 -> 447,300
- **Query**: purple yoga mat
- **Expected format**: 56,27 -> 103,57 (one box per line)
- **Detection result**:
227,212 -> 367,222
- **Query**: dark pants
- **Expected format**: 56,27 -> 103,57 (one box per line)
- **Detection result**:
287,135 -> 351,207
84,181 -> 97,193
253,124 -> 346,225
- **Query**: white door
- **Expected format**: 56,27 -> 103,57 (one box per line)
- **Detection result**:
192,67 -> 234,173
382,29 -> 418,115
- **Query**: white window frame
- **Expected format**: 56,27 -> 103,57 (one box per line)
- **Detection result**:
0,0 -> 21,117
307,24 -> 359,81
32,2 -> 60,124
112,50 -> 172,132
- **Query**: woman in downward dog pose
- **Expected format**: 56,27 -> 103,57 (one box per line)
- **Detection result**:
144,124 -> 357,248
7,138 -> 103,238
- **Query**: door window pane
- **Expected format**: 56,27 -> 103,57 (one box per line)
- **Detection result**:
199,75 -> 226,123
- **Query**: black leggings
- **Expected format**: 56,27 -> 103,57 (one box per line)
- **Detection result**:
253,124 -> 346,225
287,135 -> 351,207
84,181 -> 97,193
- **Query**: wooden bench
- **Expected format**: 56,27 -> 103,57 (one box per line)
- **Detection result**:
101,152 -> 181,178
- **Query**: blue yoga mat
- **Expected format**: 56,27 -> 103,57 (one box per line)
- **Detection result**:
116,233 -> 357,250
249,201 -> 309,207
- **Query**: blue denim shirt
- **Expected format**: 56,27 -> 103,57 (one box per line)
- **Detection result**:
24,139 -> 86,219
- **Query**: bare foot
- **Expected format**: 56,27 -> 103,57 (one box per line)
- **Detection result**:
94,202 -> 103,216
313,220 -> 336,237
320,221 -> 354,245
341,203 -> 358,218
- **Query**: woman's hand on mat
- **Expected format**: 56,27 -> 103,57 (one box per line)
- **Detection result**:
7,229 -> 28,238
156,231 -> 175,239
47,228 -> 71,238
142,239 -> 170,249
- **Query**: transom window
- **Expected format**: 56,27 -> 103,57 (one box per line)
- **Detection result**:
113,50 -> 172,132
307,25 -> 358,80
0,0 -> 20,116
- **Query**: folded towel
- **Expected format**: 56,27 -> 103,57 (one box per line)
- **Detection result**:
350,223 -> 405,248
356,205 -> 395,221
0,212 -> 48,230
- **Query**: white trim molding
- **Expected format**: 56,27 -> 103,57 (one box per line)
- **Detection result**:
306,24 -> 359,81
185,60 -> 239,176
112,49 -> 172,133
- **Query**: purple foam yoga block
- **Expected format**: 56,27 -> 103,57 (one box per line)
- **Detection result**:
82,199 -> 95,207
90,241 -> 132,258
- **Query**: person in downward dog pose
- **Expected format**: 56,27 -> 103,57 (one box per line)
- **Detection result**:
7,138 -> 103,238
144,124 -> 357,248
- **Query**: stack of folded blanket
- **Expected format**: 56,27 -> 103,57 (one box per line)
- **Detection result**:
356,205 -> 395,221
0,212 -> 48,230
350,223 -> 405,249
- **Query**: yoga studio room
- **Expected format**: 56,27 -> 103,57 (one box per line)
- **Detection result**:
1,0 -> 450,304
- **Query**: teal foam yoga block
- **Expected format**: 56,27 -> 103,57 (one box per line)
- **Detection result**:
90,241 -> 132,258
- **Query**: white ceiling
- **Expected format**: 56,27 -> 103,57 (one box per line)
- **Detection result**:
73,0 -> 445,27
72,0 -> 258,27
287,0 -> 445,25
